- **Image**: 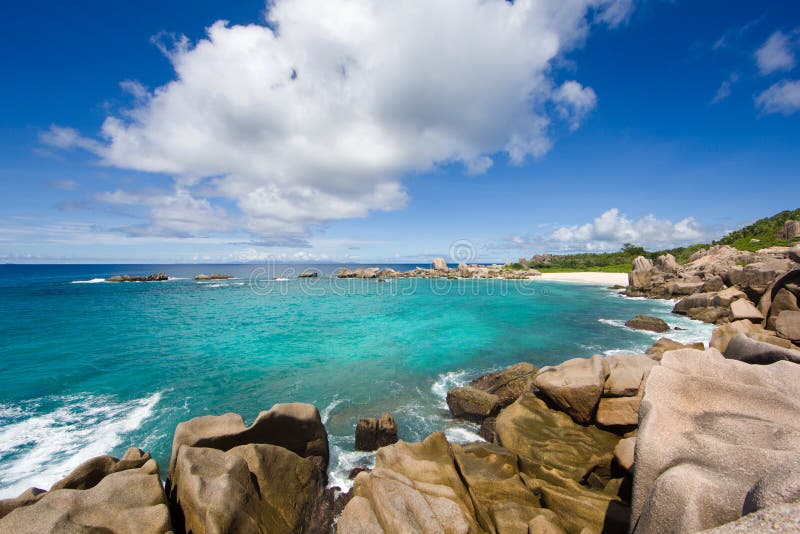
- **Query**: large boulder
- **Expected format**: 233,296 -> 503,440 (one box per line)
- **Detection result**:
469,362 -> 538,407
0,465 -> 171,534
777,220 -> 800,240
630,348 -> 800,533
728,299 -> 764,322
726,259 -> 793,300
625,315 -> 669,333
494,393 -> 625,533
432,258 -> 449,272
355,413 -> 399,452
446,386 -> 501,423
672,292 -> 718,315
632,256 -> 654,272
171,444 -> 328,534
710,320 -> 764,353
533,355 -> 609,424
167,403 -> 329,479
595,394 -> 642,427
723,333 -> 800,365
603,354 -> 657,397
645,338 -> 705,361
655,254 -> 679,274
700,503 -> 800,533
452,441 -> 562,533
50,447 -> 153,491
339,433 -> 481,533
766,288 -> 799,330
0,488 -> 45,520
776,311 -> 800,342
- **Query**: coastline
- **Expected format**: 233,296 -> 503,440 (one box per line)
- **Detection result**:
538,271 -> 628,285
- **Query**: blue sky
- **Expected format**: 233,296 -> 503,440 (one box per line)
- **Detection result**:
1,0 -> 798,263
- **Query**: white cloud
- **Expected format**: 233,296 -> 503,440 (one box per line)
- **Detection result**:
755,31 -> 796,75
550,208 -> 705,250
756,79 -> 800,115
96,189 -> 234,236
43,0 -> 631,240
711,73 -> 739,104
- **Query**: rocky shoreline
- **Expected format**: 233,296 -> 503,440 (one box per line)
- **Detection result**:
2,247 -> 800,533
337,258 -> 541,280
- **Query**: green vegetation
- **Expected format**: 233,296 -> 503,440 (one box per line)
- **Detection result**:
507,208 -> 799,272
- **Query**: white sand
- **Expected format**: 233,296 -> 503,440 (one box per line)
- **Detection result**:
538,272 -> 628,286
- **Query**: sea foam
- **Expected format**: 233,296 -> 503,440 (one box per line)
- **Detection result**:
0,391 -> 162,498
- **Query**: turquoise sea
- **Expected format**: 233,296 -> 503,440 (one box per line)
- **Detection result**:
0,264 -> 713,497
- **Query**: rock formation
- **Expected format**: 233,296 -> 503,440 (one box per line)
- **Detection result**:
624,315 -> 669,333
106,273 -> 169,282
355,413 -> 399,451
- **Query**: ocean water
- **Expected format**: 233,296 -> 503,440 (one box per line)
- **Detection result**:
0,264 -> 713,497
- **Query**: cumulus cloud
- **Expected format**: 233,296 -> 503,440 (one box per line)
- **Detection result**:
42,0 -> 631,241
550,208 -> 705,250
755,31 -> 796,75
756,79 -> 800,115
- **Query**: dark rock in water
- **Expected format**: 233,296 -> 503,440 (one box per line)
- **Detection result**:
0,463 -> 171,533
348,467 -> 370,480
469,362 -> 538,407
354,413 -> 398,451
446,386 -> 501,423
51,447 -> 153,491
106,273 -> 169,282
194,273 -> 233,280
625,315 -> 669,333
723,333 -> 800,365
673,326 -> 686,331
608,284 -> 626,290
631,347 -> 800,533
171,443 -> 329,534
298,271 -> 319,278
168,403 -> 329,484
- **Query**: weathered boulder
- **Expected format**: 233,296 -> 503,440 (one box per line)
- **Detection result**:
632,256 -> 654,272
742,455 -> 800,515
167,403 -> 329,479
777,220 -> 800,240
596,394 -> 642,427
50,447 -> 153,491
766,288 -> 799,330
171,443 -> 328,534
790,246 -> 800,264
665,280 -> 704,296
355,413 -> 399,452
432,257 -> 449,271
723,333 -> 800,365
776,311 -> 800,341
452,441 -> 561,533
469,362 -> 538,407
710,320 -> 764,353
340,433 -> 481,533
298,271 -> 319,278
0,488 -> 45,520
0,465 -> 171,534
715,286 -> 747,307
729,299 -> 764,322
495,393 -> 625,533
673,292 -> 718,314
700,503 -> 800,533
446,386 -> 501,423
603,355 -> 656,397
625,315 -> 669,333
700,276 -> 725,293
533,355 -> 608,424
655,254 -> 678,274
726,259 -> 793,300
613,437 -> 636,474
645,338 -> 705,360
630,348 -> 800,533
687,306 -> 730,324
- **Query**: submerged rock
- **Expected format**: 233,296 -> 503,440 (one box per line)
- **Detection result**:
625,315 -> 669,333
446,386 -> 501,423
194,273 -> 233,280
354,413 -> 398,452
106,273 -> 169,282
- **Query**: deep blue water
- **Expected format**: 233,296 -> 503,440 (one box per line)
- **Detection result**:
0,264 -> 713,496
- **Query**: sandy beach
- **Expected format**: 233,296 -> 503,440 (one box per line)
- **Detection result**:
538,272 -> 629,285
